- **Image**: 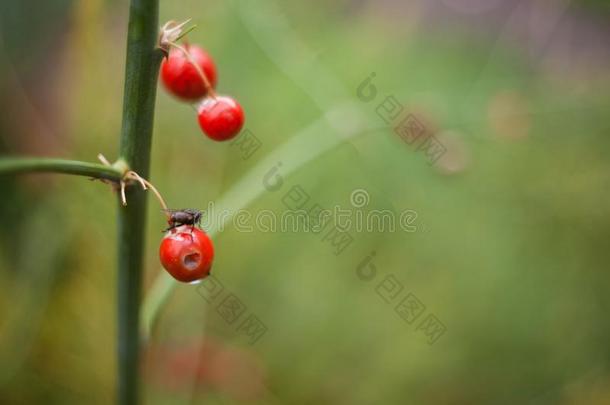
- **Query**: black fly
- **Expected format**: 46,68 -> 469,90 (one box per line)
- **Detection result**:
162,208 -> 203,232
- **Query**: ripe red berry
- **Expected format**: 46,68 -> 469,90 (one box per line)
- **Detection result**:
159,226 -> 214,283
197,96 -> 245,141
161,45 -> 218,101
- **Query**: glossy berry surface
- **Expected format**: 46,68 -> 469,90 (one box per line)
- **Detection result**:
197,96 -> 245,141
159,226 -> 214,283
161,45 -> 217,101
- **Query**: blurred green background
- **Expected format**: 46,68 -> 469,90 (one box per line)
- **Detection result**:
1,0 -> 610,403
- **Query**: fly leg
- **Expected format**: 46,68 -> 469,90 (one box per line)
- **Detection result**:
163,223 -> 177,233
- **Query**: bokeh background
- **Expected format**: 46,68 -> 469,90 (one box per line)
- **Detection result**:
1,0 -> 610,403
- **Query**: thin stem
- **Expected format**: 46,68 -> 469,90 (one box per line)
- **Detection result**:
116,0 -> 163,403
125,171 -> 170,214
0,157 -> 123,182
174,24 -> 197,42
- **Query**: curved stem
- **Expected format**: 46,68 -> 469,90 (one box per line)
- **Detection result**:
116,0 -> 163,403
125,171 -> 170,217
141,103 -> 385,339
0,157 -> 123,182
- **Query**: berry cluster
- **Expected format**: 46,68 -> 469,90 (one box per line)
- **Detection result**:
161,44 -> 245,141
154,23 -> 248,283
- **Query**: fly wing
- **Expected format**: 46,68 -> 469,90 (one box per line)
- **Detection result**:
161,208 -> 184,213
182,208 -> 203,214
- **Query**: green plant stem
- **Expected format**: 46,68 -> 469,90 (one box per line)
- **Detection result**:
0,157 -> 123,181
116,0 -> 163,403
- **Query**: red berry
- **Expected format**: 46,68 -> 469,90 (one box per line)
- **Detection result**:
161,45 -> 217,101
197,96 -> 245,141
159,226 -> 214,283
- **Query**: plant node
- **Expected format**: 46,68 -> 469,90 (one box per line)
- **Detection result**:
98,153 -> 169,218
158,19 -> 193,56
